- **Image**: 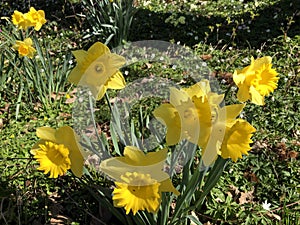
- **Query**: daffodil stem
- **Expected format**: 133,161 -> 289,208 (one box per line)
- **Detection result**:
194,157 -> 229,210
105,92 -> 113,113
171,161 -> 207,224
224,82 -> 234,100
88,94 -> 110,159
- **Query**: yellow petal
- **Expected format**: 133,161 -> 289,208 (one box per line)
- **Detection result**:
222,104 -> 245,122
251,56 -> 272,71
88,42 -> 110,60
184,81 -> 207,98
56,126 -> 84,177
68,50 -> 89,84
68,66 -> 82,84
153,104 -> 181,145
170,87 -> 189,107
160,179 -> 180,196
100,159 -> 169,182
100,147 -> 170,182
106,71 -> 126,89
24,38 -> 33,45
202,122 -> 224,166
122,147 -> 168,166
108,53 -> 126,69
236,84 -> 250,102
233,70 -> 246,85
249,86 -> 264,105
36,127 -> 56,142
96,85 -> 107,100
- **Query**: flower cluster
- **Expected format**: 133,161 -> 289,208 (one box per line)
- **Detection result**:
30,41 -> 279,216
12,7 -> 47,31
10,7 -> 47,58
153,80 -> 256,166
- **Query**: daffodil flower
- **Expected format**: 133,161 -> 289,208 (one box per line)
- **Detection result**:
233,56 -> 279,105
153,80 -> 217,147
11,10 -> 31,30
68,42 -> 126,100
13,38 -> 36,58
154,80 -> 256,166
11,7 -> 46,31
31,126 -> 84,178
202,103 -> 255,165
26,7 -> 47,31
100,146 -> 179,214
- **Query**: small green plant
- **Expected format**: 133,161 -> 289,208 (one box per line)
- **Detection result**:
81,0 -> 137,47
0,8 -> 73,117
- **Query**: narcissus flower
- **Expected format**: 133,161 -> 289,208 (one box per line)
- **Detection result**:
153,80 -> 256,166
31,126 -> 84,178
153,80 -> 221,147
233,56 -> 279,105
100,146 -> 179,214
26,7 -> 47,31
13,38 -> 36,58
220,119 -> 256,162
11,8 -> 46,30
113,172 -> 161,215
68,42 -> 126,100
11,10 -> 31,30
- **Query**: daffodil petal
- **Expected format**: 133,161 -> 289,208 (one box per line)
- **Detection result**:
106,71 -> 126,89
56,126 -> 84,178
249,86 -> 264,105
170,87 -> 189,106
122,147 -> 168,166
251,56 -> 272,71
99,159 -> 169,182
160,179 -> 180,196
88,42 -> 110,60
237,84 -> 250,102
223,104 -> 245,122
36,127 -> 56,142
202,122 -> 224,166
233,70 -> 245,85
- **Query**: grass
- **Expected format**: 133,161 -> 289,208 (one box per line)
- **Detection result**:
0,0 -> 299,224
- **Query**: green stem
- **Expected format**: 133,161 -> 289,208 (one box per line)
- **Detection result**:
194,157 -> 229,210
88,93 -> 110,159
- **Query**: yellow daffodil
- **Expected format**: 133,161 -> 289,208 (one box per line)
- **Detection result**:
68,42 -> 126,100
113,172 -> 161,215
100,146 -> 179,214
233,56 -> 279,105
153,80 -> 222,147
220,119 -> 256,162
153,80 -> 256,165
202,103 -> 254,165
26,7 -> 47,31
31,126 -> 84,178
11,10 -> 31,30
13,38 -> 36,58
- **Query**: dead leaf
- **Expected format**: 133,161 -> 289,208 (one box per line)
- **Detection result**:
238,189 -> 254,205
288,150 -> 298,159
201,54 -> 212,60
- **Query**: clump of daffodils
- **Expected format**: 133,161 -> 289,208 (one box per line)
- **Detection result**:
10,7 -> 47,58
29,40 -> 280,218
12,7 -> 47,31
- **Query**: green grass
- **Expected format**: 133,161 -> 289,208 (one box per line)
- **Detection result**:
0,0 -> 299,224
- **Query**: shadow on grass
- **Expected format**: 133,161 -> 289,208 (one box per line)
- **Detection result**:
130,0 -> 300,48
1,0 -> 299,49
